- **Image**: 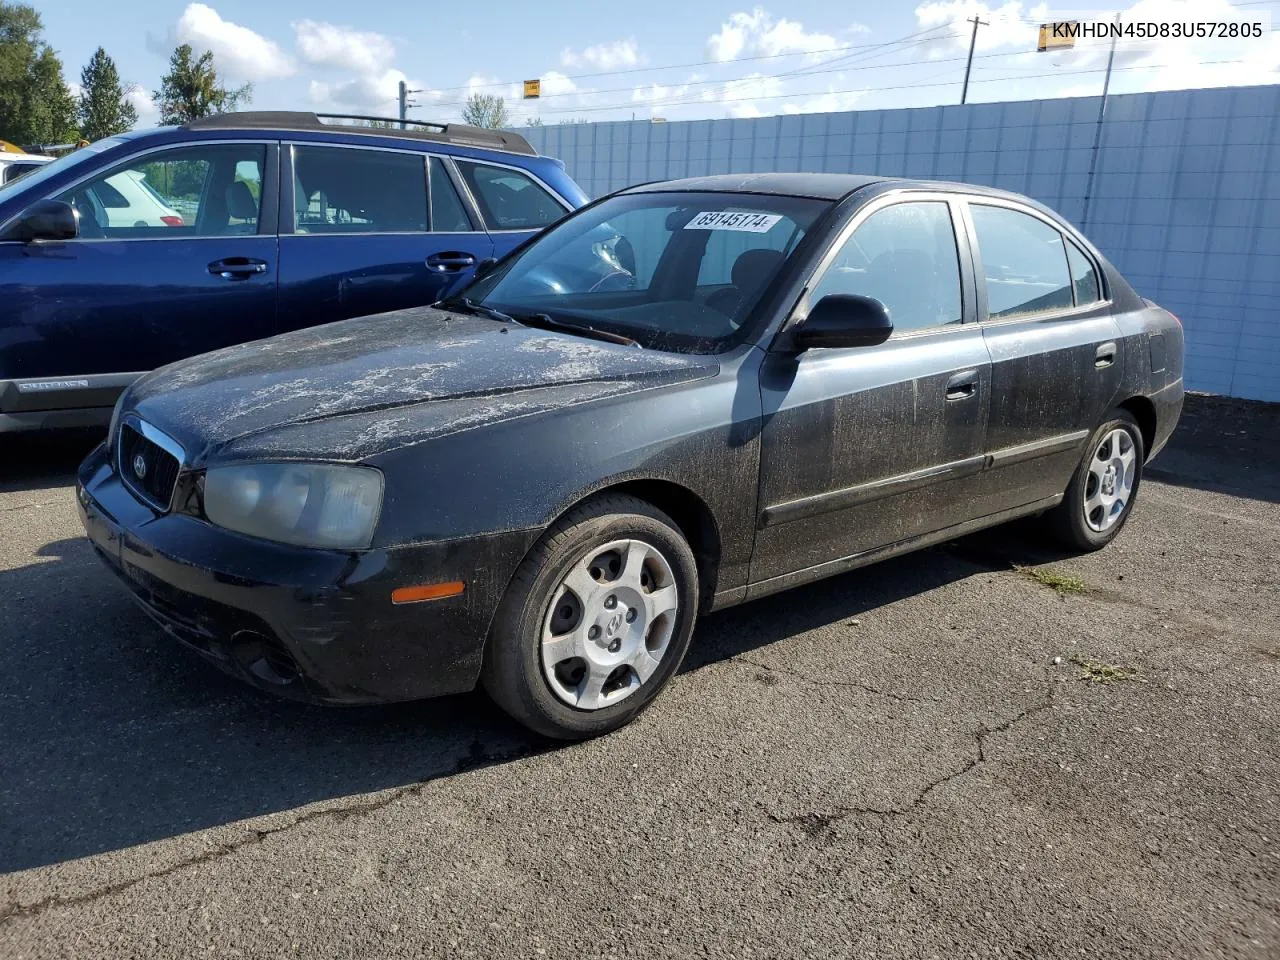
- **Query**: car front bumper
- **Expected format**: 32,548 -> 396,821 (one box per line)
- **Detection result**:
76,443 -> 537,705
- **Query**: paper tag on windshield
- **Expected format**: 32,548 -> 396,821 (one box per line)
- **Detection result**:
683,211 -> 783,233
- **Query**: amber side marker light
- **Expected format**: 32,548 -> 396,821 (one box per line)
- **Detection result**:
391,581 -> 466,604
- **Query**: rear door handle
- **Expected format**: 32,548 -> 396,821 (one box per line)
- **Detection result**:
945,370 -> 979,401
1095,342 -> 1117,368
425,252 -> 478,273
208,257 -> 268,280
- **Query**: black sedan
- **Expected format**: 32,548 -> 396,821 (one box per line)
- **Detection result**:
77,173 -> 1184,739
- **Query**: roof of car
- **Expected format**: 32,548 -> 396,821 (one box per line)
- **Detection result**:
183,112 -> 538,156
622,173 -> 891,201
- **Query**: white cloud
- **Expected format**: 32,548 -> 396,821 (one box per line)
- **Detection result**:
922,0 -> 1280,99
539,71 -> 580,96
309,69 -> 439,112
782,88 -> 865,114
293,20 -> 395,75
711,72 -> 787,117
127,86 -> 160,127
707,8 -> 854,62
175,3 -> 293,82
561,39 -> 646,70
913,0 -> 1049,55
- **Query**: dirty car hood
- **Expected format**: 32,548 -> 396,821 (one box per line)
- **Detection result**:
128,307 -> 717,463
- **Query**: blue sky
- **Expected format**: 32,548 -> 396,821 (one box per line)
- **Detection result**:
34,0 -> 1280,127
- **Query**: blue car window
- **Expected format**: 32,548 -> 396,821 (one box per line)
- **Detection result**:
455,160 -> 565,231
292,145 -> 427,234
429,157 -> 473,232
53,143 -> 266,239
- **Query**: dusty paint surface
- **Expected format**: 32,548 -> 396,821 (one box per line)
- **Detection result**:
129,307 -> 713,462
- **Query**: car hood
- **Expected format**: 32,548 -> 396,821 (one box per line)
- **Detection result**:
127,306 -> 718,463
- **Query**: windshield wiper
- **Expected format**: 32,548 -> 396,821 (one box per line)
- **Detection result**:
442,297 -> 515,324
511,312 -> 641,348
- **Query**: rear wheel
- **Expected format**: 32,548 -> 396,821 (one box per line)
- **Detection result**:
1047,409 -> 1144,551
482,494 -> 699,740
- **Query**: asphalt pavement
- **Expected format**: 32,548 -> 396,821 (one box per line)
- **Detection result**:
1,393 -> 1277,959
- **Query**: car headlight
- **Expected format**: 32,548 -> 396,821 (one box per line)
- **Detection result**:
202,462 -> 384,550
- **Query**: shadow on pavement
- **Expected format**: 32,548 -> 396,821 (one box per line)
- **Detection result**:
0,428 -> 104,494
0,392 -> 1271,872
0,522 -> 1058,874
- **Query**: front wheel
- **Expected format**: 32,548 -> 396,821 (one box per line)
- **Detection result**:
481,494 -> 699,740
1047,409 -> 1145,551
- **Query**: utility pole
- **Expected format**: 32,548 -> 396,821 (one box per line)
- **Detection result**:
960,16 -> 988,105
397,80 -> 425,129
1082,12 -> 1123,229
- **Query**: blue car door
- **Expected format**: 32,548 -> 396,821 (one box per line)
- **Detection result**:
0,141 -> 279,398
275,146 -> 493,332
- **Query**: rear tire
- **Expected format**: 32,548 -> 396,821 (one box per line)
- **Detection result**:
481,494 -> 699,740
1047,409 -> 1145,551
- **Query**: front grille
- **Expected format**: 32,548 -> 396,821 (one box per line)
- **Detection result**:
118,422 -> 181,511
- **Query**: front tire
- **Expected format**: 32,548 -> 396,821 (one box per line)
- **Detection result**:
1047,409 -> 1145,551
482,494 -> 699,740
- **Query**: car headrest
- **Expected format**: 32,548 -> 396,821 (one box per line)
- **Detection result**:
731,248 -> 785,291
226,180 -> 258,220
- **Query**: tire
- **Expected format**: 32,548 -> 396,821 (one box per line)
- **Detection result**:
1047,409 -> 1145,551
481,494 -> 700,740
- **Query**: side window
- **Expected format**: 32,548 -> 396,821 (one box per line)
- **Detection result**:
1065,239 -> 1101,306
455,160 -> 565,230
292,146 -> 427,234
970,205 -> 1073,319
810,201 -> 963,333
55,144 -> 266,238
429,157 -> 473,232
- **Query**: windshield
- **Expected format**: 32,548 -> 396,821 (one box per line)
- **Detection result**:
455,191 -> 830,353
0,137 -> 127,200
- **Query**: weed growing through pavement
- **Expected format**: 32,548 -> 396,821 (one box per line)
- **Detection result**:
1015,565 -> 1088,595
1069,656 -> 1146,684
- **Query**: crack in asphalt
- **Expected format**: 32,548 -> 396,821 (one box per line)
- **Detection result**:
759,677 -> 1058,841
0,739 -> 543,926
734,654 -> 946,704
0,498 -> 65,515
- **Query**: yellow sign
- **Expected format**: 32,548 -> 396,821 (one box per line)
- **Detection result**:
1038,21 -> 1078,51
523,79 -> 541,99
0,139 -> 24,154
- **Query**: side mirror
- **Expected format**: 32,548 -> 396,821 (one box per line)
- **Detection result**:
793,294 -> 893,350
473,257 -> 499,279
3,198 -> 79,242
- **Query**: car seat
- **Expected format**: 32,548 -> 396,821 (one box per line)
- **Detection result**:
705,248 -> 785,318
225,180 -> 259,233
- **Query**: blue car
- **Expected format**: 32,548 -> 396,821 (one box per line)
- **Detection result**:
0,112 -> 587,434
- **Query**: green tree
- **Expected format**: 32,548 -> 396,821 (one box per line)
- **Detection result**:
0,2 -> 77,147
153,44 -> 250,126
77,47 -> 137,141
461,92 -> 508,129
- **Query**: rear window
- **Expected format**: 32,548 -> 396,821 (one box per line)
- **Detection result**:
970,204 -> 1073,319
455,160 -> 566,231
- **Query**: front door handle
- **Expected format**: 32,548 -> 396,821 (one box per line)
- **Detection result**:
945,370 -> 979,401
209,257 -> 268,280
426,252 -> 478,273
1095,342 -> 1117,368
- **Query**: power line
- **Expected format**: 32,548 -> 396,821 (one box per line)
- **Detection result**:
523,56 -> 1258,116
433,23 -> 959,96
